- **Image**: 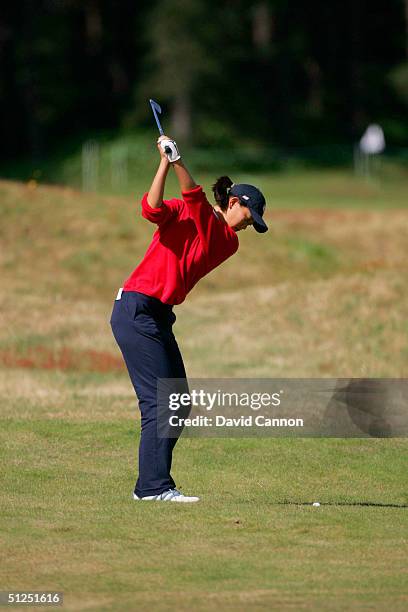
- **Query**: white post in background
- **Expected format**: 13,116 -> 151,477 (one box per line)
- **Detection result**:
355,124 -> 385,180
110,144 -> 128,191
82,140 -> 100,191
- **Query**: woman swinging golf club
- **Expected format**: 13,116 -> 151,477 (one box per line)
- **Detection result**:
110,134 -> 268,502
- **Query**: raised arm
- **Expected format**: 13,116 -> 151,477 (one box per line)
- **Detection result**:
147,145 -> 171,208
172,158 -> 197,192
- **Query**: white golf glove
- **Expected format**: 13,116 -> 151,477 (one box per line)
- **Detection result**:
158,138 -> 181,162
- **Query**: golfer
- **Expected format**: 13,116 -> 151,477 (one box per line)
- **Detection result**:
110,135 -> 268,502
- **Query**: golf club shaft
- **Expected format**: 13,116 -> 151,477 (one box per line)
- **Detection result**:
149,99 -> 173,155
149,100 -> 164,136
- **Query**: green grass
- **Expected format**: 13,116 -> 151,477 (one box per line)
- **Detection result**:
0,176 -> 407,610
1,402 -> 407,611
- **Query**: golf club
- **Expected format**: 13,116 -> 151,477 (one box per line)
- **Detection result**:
149,99 -> 172,155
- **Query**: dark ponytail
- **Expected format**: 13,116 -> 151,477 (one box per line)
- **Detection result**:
212,176 -> 234,212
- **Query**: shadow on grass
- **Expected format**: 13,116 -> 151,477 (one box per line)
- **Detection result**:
277,502 -> 408,508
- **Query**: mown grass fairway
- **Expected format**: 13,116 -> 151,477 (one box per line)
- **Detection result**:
0,174 -> 407,610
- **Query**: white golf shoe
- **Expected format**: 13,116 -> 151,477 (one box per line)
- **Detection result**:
133,488 -> 200,503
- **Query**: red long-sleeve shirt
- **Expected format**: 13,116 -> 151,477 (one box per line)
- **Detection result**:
123,185 -> 239,305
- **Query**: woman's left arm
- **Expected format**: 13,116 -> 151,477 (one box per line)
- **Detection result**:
172,158 -> 197,192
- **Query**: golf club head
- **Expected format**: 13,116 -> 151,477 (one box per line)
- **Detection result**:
149,98 -> 162,115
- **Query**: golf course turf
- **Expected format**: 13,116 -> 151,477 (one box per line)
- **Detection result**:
1,173 -> 407,610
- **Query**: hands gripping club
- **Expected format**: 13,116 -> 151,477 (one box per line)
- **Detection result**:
158,138 -> 181,162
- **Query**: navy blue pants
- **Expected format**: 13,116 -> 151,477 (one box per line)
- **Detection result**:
110,290 -> 187,498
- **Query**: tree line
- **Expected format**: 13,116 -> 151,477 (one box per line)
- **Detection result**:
0,0 -> 407,162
